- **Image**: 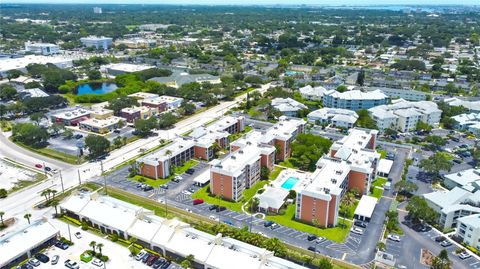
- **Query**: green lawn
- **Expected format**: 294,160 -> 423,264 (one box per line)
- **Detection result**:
131,159 -> 199,187
269,166 -> 284,180
370,187 -> 384,199
228,125 -> 253,141
278,159 -> 296,169
372,177 -> 387,188
377,149 -> 387,159
265,204 -> 351,242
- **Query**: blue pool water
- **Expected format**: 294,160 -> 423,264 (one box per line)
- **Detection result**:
76,83 -> 118,96
281,177 -> 299,190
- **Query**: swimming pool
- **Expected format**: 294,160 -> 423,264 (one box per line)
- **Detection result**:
281,176 -> 299,190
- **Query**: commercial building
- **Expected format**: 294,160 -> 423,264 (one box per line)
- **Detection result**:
140,98 -> 168,113
17,87 -> 49,99
299,85 -> 326,100
138,116 -> 245,179
296,128 -> 380,226
103,63 -> 154,76
128,93 -> 183,110
363,87 -> 426,101
90,107 -> 114,120
60,193 -> 308,269
271,98 -> 308,117
452,113 -> 480,135
307,108 -> 359,128
0,55 -> 73,77
79,116 -> 124,134
24,42 -> 60,55
114,38 -> 156,49
149,70 -> 221,89
0,219 -> 59,268
51,108 -> 90,126
156,95 -> 184,109
322,89 -> 388,110
120,106 -> 155,123
80,36 -> 113,50
368,99 -> 442,132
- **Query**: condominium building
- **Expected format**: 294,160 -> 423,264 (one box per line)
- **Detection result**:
307,108 -> 359,128
24,42 -> 60,55
363,86 -> 426,101
80,36 -> 113,50
456,215 -> 480,251
296,128 -> 380,226
368,99 -> 441,132
444,97 -> 480,112
299,85 -> 326,100
452,113 -> 480,135
137,116 -> 245,179
271,98 -> 308,117
322,89 -> 388,110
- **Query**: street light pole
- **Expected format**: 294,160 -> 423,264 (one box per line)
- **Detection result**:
59,171 -> 65,193
67,222 -> 72,242
101,160 -> 107,195
77,169 -> 82,185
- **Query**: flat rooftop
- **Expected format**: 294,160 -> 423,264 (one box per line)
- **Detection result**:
138,137 -> 195,164
53,108 -> 90,120
79,116 -> 123,128
211,144 -> 261,177
302,157 -> 351,199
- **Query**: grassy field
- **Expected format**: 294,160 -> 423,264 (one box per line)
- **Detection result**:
15,141 -> 81,164
131,159 -> 199,187
265,204 -> 351,242
278,159 -> 296,169
372,177 -> 387,188
377,149 -> 387,159
269,166 -> 284,180
370,187 -> 384,199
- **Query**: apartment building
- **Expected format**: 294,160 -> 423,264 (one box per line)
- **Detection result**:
456,215 -> 480,251
271,98 -> 308,117
137,116 -> 245,179
368,99 -> 442,132
299,85 -> 326,101
296,128 -> 380,226
322,89 -> 388,110
307,108 -> 359,128
363,86 -> 426,101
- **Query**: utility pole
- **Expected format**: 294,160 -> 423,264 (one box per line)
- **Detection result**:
77,169 -> 82,185
59,171 -> 65,193
43,162 -> 47,177
101,160 -> 107,195
67,222 -> 72,242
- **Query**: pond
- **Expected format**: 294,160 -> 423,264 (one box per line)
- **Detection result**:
76,82 -> 118,96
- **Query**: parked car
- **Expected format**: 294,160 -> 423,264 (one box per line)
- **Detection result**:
209,215 -> 219,221
74,232 -> 82,239
113,129 -> 121,134
185,168 -> 195,175
44,166 -> 52,172
307,234 -> 317,241
152,258 -> 165,269
185,208 -> 192,213
135,250 -> 147,261
459,252 -> 471,259
387,234 -> 401,242
216,206 -> 226,212
92,258 -> 104,267
264,220 -> 274,227
142,253 -> 151,263
160,184 -> 169,189
315,237 -> 326,244
354,220 -> 367,228
193,199 -> 204,205
55,241 -> 69,250
160,261 -> 171,269
147,255 -> 159,266
270,223 -> 279,229
21,264 -> 33,269
351,227 -> 364,235
51,255 -> 59,265
34,253 -> 49,263
307,246 -> 316,252
435,236 -> 446,242
64,259 -> 80,269
209,205 -> 219,211
440,240 -> 452,247
28,258 -> 40,267
172,175 -> 182,183
143,186 -> 154,191
35,163 -> 43,169
223,220 -> 234,226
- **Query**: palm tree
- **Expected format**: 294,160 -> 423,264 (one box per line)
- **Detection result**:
51,189 -> 58,200
24,213 -> 31,224
41,189 -> 50,203
0,211 -> 5,227
96,243 -> 104,256
90,241 -> 97,254
50,199 -> 60,217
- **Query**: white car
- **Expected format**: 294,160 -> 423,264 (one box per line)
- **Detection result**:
74,232 -> 82,239
92,258 -> 104,267
459,252 -> 471,259
135,250 -> 147,261
157,199 -> 165,204
209,215 -> 219,221
185,208 -> 192,213
351,227 -> 364,235
387,234 -> 401,242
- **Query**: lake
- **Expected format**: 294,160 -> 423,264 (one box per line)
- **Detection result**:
76,82 -> 118,96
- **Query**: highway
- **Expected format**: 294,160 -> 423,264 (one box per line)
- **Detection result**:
0,83 -> 271,226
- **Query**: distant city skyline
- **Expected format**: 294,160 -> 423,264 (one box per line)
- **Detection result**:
2,0 -> 479,6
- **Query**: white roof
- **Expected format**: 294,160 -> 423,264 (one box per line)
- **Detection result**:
457,214 -> 480,229
80,116 -> 123,128
444,169 -> 480,187
126,215 -> 166,244
0,220 -> 59,267
307,108 -> 358,123
303,158 -> 351,199
206,244 -> 264,269
299,85 -> 326,98
258,187 -> 289,210
377,159 -> 393,175
271,98 -> 307,113
424,187 -> 472,209
193,168 -> 211,185
0,55 -> 73,73
210,144 -> 261,177
368,99 -> 441,121
165,228 -> 216,264
138,137 -> 195,164
354,195 -> 378,218
53,108 -> 90,120
444,97 -> 480,111
104,63 -> 154,73
324,89 -> 387,101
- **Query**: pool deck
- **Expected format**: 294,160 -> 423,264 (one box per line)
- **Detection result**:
272,168 -> 311,193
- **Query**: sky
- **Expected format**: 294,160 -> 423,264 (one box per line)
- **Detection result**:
2,0 -> 480,5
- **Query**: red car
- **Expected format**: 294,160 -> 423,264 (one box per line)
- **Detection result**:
35,163 -> 43,168
193,199 -> 204,205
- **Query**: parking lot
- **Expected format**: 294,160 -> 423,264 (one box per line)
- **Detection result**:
30,219 -> 180,269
